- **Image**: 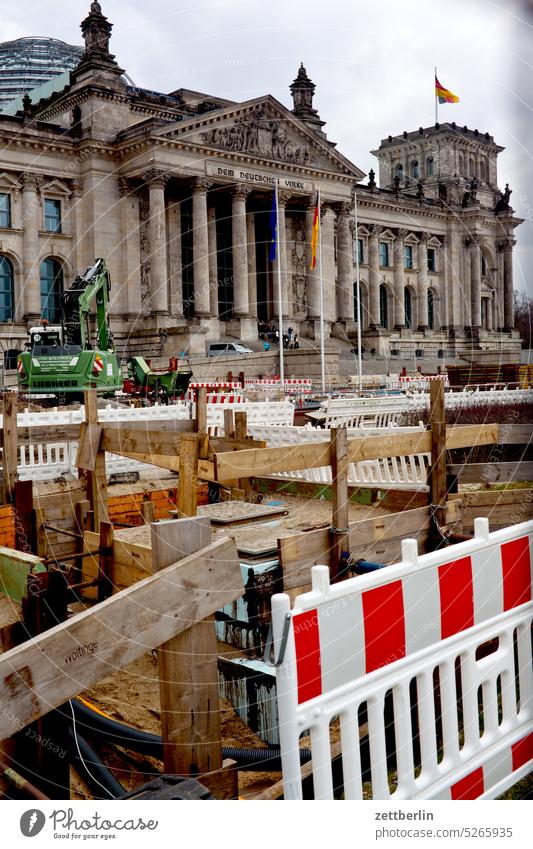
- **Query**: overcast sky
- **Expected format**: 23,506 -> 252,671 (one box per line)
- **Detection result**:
3,0 -> 532,294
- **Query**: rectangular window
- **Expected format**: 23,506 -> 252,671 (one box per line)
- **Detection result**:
404,244 -> 414,269
44,198 -> 61,233
0,193 -> 11,228
427,247 -> 436,272
379,241 -> 389,267
354,238 -> 364,264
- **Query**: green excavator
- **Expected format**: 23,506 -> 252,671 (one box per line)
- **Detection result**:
17,258 -> 122,400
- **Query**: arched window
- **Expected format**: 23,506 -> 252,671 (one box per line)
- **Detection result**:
404,287 -> 412,329
0,255 -> 14,323
480,159 -> 487,183
428,288 -> 435,330
394,163 -> 404,181
40,258 -> 63,322
379,284 -> 389,329
411,160 -> 419,179
426,157 -> 434,177
458,152 -> 464,175
470,157 -> 475,178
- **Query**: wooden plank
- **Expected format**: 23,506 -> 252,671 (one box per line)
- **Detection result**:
14,480 -> 35,554
140,500 -> 155,524
82,530 -> 153,591
151,520 -> 222,772
279,501 -> 462,590
84,391 -> 108,528
497,424 -> 532,445
17,424 -> 81,445
451,489 -> 533,507
177,434 -> 200,518
428,379 -> 446,547
213,424 -> 499,483
330,427 -> 349,581
223,409 -> 235,438
0,536 -> 241,741
101,424 -> 182,458
75,422 -> 103,472
1,391 -> 18,504
447,462 -> 533,484
107,450 -> 180,472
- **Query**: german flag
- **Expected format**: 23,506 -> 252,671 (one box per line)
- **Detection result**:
435,75 -> 459,104
310,195 -> 319,270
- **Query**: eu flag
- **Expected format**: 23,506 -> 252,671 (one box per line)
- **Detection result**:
269,192 -> 277,262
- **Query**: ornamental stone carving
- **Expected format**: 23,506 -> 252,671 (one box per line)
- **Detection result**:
201,106 -> 310,165
141,169 -> 170,189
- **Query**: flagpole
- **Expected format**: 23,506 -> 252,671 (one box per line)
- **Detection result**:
275,178 -> 284,385
354,192 -> 363,393
434,65 -> 438,123
317,186 -> 325,393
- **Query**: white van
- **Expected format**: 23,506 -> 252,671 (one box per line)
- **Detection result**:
207,342 -> 253,357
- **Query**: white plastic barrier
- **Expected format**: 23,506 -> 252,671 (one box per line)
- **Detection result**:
271,518 -> 533,800
248,423 -> 430,490
5,401 -> 295,480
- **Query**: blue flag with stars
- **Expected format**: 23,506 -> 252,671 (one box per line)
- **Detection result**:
269,191 -> 277,262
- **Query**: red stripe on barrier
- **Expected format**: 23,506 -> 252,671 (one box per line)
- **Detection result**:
511,732 -> 533,771
501,536 -> 532,610
362,581 -> 405,673
293,609 -> 322,704
438,556 -> 474,638
450,767 -> 484,799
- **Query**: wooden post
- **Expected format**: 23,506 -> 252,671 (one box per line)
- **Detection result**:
83,390 -> 108,529
140,499 -> 155,525
330,426 -> 350,582
151,518 -> 236,798
429,379 -> 447,549
195,387 -> 209,460
1,391 -> 18,504
98,521 -> 114,602
234,411 -> 252,498
177,433 -> 200,518
223,409 -> 235,438
14,480 -> 35,553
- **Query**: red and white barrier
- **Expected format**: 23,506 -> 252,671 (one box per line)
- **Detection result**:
272,517 -> 533,800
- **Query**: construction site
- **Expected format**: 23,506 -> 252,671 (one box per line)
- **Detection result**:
0,318 -> 532,801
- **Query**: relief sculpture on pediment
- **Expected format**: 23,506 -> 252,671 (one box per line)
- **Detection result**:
201,107 -> 310,165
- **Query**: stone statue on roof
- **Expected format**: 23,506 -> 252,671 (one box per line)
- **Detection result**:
90,1 -> 102,13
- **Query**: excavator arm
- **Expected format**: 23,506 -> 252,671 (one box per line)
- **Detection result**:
61,258 -> 114,352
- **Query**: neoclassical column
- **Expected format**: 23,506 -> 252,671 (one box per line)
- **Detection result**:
486,297 -> 493,331
118,177 -> 142,319
21,172 -> 42,320
470,238 -> 482,328
246,210 -> 257,319
417,233 -> 429,330
367,224 -> 382,328
191,177 -> 212,316
273,190 -> 289,316
336,202 -> 353,321
207,206 -> 218,317
393,229 -> 407,328
499,237 -> 515,330
321,204 -> 336,323
231,186 -> 251,316
167,197 -> 183,319
143,169 -> 169,315
463,237 -> 473,326
305,196 -> 320,319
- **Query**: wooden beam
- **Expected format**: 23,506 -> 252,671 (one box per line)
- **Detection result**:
213,424 -> 498,483
151,519 -> 225,781
177,434 -> 200,517
83,391 -> 108,527
101,425 -> 182,458
428,379 -> 446,547
223,409 -> 235,439
1,391 -> 18,504
0,536 -> 241,741
447,461 -> 533,484
75,423 -> 103,472
330,427 -> 349,581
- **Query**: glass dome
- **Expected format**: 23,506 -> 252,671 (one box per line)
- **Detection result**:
0,37 -> 83,109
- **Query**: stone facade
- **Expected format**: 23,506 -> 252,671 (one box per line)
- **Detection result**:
0,3 -> 522,358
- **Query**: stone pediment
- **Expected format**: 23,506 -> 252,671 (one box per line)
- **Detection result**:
153,96 -> 364,179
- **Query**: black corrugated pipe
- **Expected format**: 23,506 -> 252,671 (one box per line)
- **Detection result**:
71,699 -> 311,771
67,726 -> 125,799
